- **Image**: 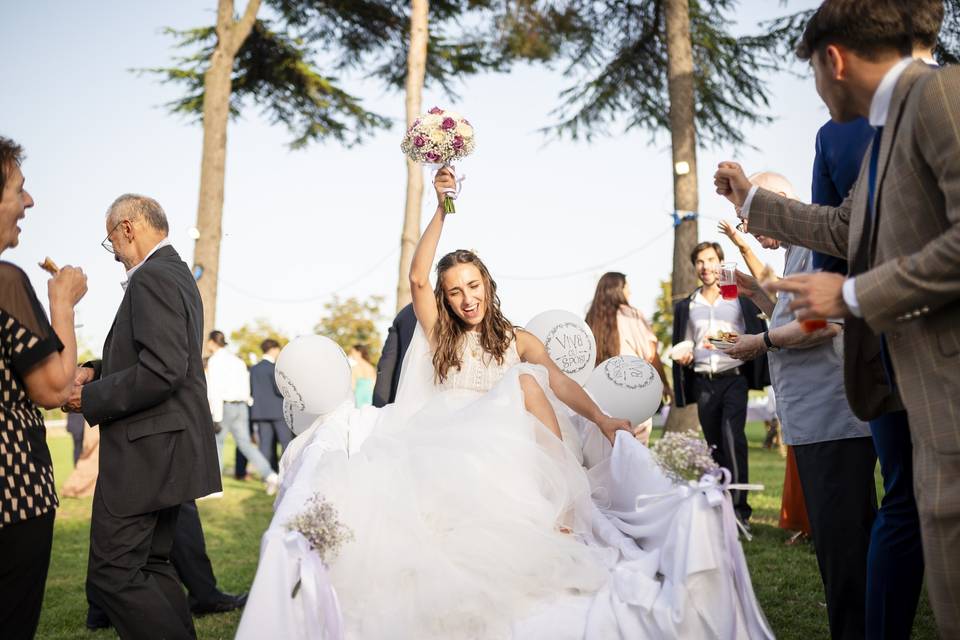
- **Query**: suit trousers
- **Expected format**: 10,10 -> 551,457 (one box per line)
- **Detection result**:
0,510 -> 55,640
866,410 -> 924,640
793,437 -> 877,640
256,419 -> 293,472
694,373 -> 751,521
88,500 -> 224,626
86,488 -> 195,640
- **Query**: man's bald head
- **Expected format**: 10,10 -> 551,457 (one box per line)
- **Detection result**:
748,172 -> 799,201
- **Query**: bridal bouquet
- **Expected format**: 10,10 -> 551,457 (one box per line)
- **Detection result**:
286,493 -> 354,566
650,431 -> 719,484
401,106 -> 476,213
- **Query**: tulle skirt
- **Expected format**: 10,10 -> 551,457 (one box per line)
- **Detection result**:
321,364 -> 608,639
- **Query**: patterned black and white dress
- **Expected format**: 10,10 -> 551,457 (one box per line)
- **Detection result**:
0,261 -> 61,528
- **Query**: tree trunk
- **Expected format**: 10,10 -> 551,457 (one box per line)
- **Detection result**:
395,0 -> 430,312
663,0 -> 700,434
192,0 -> 261,339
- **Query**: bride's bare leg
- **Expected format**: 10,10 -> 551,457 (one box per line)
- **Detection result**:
519,374 -> 563,441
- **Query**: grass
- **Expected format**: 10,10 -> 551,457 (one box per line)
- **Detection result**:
36,424 -> 937,639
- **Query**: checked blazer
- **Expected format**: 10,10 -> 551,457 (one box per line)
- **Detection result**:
745,61 -> 960,635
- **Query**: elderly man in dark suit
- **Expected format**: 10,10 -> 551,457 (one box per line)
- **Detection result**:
66,194 -> 221,639
715,1 -> 960,635
250,338 -> 291,470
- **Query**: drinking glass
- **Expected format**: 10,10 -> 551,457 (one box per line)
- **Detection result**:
719,262 -> 738,300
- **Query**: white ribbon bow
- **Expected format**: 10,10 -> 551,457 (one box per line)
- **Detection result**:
286,531 -> 345,640
429,163 -> 466,200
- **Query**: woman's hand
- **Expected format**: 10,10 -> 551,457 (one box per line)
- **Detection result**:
433,167 -> 457,209
717,220 -> 748,250
48,266 -> 87,308
662,384 -> 675,406
736,270 -> 763,301
596,415 -> 631,445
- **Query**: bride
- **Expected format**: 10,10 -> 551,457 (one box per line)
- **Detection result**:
237,169 -> 774,640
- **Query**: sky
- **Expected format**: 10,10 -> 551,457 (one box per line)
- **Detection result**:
1,0 -> 826,355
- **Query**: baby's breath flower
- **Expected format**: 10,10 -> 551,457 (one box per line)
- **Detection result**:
285,494 -> 354,564
651,431 -> 719,483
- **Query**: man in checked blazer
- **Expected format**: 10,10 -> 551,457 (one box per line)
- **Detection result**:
714,1 -> 960,635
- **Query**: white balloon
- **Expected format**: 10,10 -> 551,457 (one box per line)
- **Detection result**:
282,398 -> 319,436
275,335 -> 352,416
525,310 -> 597,386
585,356 -> 663,427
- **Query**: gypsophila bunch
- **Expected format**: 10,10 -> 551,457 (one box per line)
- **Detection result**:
650,431 -> 720,483
401,107 -> 476,213
285,494 -> 354,564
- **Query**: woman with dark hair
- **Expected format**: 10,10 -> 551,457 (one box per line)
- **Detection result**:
585,272 -> 673,443
0,137 -> 88,638
348,343 -> 376,407
241,170 -> 773,640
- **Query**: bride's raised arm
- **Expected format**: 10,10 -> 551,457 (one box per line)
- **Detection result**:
409,168 -> 457,342
516,331 -> 632,444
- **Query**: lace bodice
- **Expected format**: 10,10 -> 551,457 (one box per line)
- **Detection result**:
440,331 -> 522,393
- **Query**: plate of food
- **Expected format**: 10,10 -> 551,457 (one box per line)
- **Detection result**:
707,330 -> 739,350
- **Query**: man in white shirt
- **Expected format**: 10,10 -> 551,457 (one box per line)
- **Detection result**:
671,241 -> 770,526
206,331 -> 278,495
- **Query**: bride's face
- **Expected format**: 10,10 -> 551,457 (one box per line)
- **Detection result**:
442,263 -> 486,327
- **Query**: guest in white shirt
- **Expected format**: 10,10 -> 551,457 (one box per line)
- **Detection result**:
205,331 -> 278,495
671,242 -> 771,525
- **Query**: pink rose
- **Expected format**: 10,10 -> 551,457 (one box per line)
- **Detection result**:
452,136 -> 464,149
428,107 -> 444,115
414,135 -> 426,148
425,151 -> 441,162
441,117 -> 456,130
413,118 -> 421,127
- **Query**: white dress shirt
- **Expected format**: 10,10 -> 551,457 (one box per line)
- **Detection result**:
206,347 -> 252,422
121,238 -> 172,290
739,57 -> 915,318
684,289 -> 746,374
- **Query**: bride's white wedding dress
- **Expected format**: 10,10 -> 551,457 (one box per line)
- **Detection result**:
237,330 -> 774,640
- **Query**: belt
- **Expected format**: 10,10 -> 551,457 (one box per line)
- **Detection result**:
224,400 -> 248,405
695,367 -> 741,380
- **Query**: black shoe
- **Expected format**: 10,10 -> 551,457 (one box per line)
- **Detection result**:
190,592 -> 248,616
85,609 -> 112,631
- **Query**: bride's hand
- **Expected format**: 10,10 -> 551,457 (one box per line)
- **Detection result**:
433,167 -> 457,208
597,416 -> 632,445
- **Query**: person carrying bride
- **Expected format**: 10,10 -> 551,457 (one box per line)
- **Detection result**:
237,169 -> 773,640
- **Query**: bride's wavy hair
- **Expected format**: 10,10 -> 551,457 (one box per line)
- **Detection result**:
432,249 -> 515,383
585,272 -> 629,365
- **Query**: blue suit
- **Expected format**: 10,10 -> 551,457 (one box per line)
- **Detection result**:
249,358 -> 291,472
810,118 -> 874,273
811,115 -> 924,639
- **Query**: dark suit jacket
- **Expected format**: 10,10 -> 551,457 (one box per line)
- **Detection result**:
670,292 -> 770,408
250,358 -> 283,421
82,245 -> 221,517
373,303 -> 417,407
810,118 -> 874,274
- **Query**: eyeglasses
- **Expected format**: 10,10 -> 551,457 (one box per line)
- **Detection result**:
101,219 -> 126,254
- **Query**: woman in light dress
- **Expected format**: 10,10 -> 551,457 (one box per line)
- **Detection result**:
238,170 -> 773,640
348,344 -> 376,407
585,272 -> 673,444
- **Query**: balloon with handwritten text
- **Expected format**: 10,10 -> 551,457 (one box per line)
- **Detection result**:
525,310 -> 597,386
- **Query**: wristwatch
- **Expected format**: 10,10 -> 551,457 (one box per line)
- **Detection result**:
762,331 -> 780,352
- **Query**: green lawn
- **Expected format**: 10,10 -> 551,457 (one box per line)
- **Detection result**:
36,424 -> 937,639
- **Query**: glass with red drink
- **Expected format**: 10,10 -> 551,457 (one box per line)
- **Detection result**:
719,262 -> 738,300
801,318 -> 828,332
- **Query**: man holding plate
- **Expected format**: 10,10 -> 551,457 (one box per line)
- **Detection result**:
671,241 -> 769,527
